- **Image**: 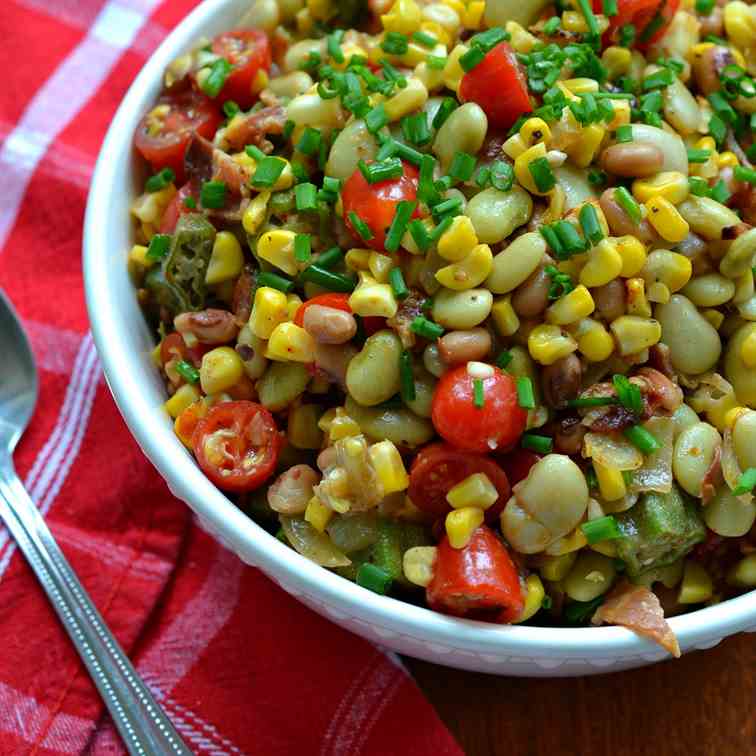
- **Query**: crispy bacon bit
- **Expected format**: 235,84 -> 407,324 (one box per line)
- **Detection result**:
635,367 -> 683,415
223,105 -> 287,153
700,444 -> 723,505
387,289 -> 427,348
648,343 -> 675,380
232,267 -> 255,324
592,581 -> 680,658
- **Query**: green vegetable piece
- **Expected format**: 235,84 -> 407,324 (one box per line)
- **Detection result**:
615,485 -> 705,577
163,213 -> 216,311
144,267 -> 190,317
371,519 -> 431,587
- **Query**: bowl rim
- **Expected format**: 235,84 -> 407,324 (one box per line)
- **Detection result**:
83,0 -> 756,661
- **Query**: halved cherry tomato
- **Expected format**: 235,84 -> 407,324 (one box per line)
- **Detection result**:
341,161 -> 419,251
193,401 -> 282,492
426,525 -> 524,623
408,442 -> 511,520
159,181 -> 199,234
134,91 -> 221,183
431,366 -> 527,453
497,448 -> 542,487
160,332 -> 209,368
459,42 -> 531,130
293,293 -> 352,326
593,0 -> 679,48
207,30 -> 271,110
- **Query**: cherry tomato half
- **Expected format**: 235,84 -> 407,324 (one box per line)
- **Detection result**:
341,161 -> 419,251
426,525 -> 524,623
159,181 -> 199,234
593,0 -> 679,48
134,91 -> 221,183
293,293 -> 352,327
459,42 -> 531,130
408,443 -> 511,520
160,331 -> 208,369
431,366 -> 527,453
193,401 -> 282,492
208,30 -> 271,110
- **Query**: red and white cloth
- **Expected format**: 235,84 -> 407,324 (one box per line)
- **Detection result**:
0,2 -> 463,753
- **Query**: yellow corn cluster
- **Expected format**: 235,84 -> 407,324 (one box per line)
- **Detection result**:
446,473 -> 499,510
349,271 -> 398,317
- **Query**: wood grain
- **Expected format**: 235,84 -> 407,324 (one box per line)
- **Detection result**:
407,632 -> 755,756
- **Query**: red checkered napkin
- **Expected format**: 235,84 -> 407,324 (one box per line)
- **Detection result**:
0,1 -> 462,753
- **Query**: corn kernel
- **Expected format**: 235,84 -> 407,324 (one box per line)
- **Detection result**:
403,546 -> 438,587
463,0 -> 485,29
539,552 -> 577,582
528,324 -> 578,365
580,239 -> 623,288
604,99 -> 631,130
381,0 -> 422,34
242,190 -> 270,234
435,243 -> 493,290
345,248 -> 371,271
626,278 -> 652,317
544,526 -> 588,556
437,215 -> 478,261
602,46 -> 631,79
594,460 -> 627,501
164,383 -> 201,419
647,282 -> 671,303
384,77 -> 428,121
288,404 -> 324,449
206,231 -> 244,285
642,249 -> 692,294
368,250 -> 396,283
562,10 -> 590,32
250,286 -> 289,339
445,507 -> 484,549
267,322 -> 316,362
127,244 -> 153,279
546,285 -> 595,325
491,295 -> 520,337
632,171 -> 689,206
414,59 -> 445,91
258,229 -> 300,275
610,315 -> 662,355
520,118 -> 552,148
505,21 -> 538,54
575,318 -> 615,361
348,271 -> 398,317
739,329 -> 756,367
446,472 -> 498,511
200,347 -> 244,395
645,197 -> 690,243
441,0 -> 465,16
615,235 -> 647,277
717,151 -> 739,168
512,574 -> 546,623
286,293 -> 303,321
305,497 -> 333,533
420,20 -> 451,46
678,560 -> 713,604
443,44 -> 468,92
502,132 -> 528,160
131,183 -> 176,225
369,440 -> 410,494
724,1 -> 756,51
569,124 -> 605,168
329,408 -> 362,441
562,77 -> 599,94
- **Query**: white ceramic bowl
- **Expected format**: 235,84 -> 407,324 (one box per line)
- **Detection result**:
83,0 -> 756,676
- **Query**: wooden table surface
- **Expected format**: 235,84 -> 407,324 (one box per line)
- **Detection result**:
406,631 -> 755,756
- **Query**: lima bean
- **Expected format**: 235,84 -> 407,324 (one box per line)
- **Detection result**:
433,102 -> 487,171
704,486 -> 756,537
325,119 -> 378,180
485,232 -> 546,294
672,422 -> 722,497
681,273 -> 736,307
346,330 -> 402,406
257,362 -> 310,411
432,288 -> 493,329
564,551 -> 616,602
724,323 -> 756,407
732,410 -> 756,470
344,397 -> 434,448
465,186 -> 533,245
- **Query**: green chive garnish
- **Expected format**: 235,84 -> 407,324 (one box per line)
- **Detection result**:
581,515 -> 621,544
385,200 -> 417,253
521,434 -> 553,454
295,182 -> 318,211
732,468 -> 756,496
473,378 -> 485,408
201,58 -> 231,98
624,424 -> 661,454
348,211 -> 374,241
258,271 -> 295,293
616,124 -> 633,143
528,157 -> 555,193
175,360 -> 200,384
612,374 -> 643,414
410,316 -> 444,340
449,151 -> 476,182
459,46 -> 486,72
567,396 -> 618,408
516,376 -> 536,409
297,127 -> 322,156
294,233 -> 311,262
495,350 -> 513,369
687,147 -> 711,163
389,267 -> 409,299
579,203 -> 604,246
316,246 -> 342,269
299,265 -> 355,292
400,350 -> 416,402
614,186 -> 641,225
251,157 -> 286,188
200,180 -> 226,209
146,234 -> 171,262
145,167 -> 175,192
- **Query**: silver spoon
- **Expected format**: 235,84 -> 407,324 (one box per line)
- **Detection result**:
0,290 -> 191,756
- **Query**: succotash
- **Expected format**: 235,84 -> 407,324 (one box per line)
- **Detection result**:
129,0 -> 756,657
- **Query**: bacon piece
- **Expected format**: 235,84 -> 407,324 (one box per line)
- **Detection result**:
387,289 -> 427,348
223,105 -> 287,152
232,267 -> 255,325
700,444 -> 723,505
592,581 -> 680,657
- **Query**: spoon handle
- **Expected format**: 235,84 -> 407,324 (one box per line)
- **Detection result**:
0,460 -> 192,756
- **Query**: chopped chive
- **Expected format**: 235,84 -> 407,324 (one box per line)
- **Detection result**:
449,151 -> 476,182
642,68 -> 674,90
146,233 -> 171,262
516,376 -> 536,409
709,179 -> 731,204
735,166 -> 756,185
412,30 -> 437,47
460,46 -> 486,72
689,176 -> 710,197
358,157 -> 404,184
296,126 -> 322,156
603,0 -> 618,15
356,562 -> 392,594
543,16 -> 561,34
327,29 -> 345,63
258,271 -> 295,293
410,316 -> 444,340
431,196 -> 462,221
222,100 -> 240,119
365,104 -> 388,133
348,211 -> 374,241
294,182 -> 318,211
389,267 -> 409,299
401,112 -> 431,145
290,161 -> 309,184
540,225 -> 564,257
380,59 -> 407,88
317,246 -> 342,268
553,220 -> 587,255
245,144 -> 265,161
409,218 -> 432,252
385,200 -> 417,253
565,595 -> 604,624
709,113 -> 727,146
545,264 -> 574,300
427,54 -> 447,69
393,140 -> 424,165
581,515 -> 621,544
473,378 -> 485,408
588,169 -> 607,187
579,203 -> 604,245
614,186 -> 641,225
322,176 -> 342,194
145,167 -> 175,192
624,424 -> 661,454
470,27 -> 509,51
382,31 -> 409,55
417,154 -> 439,205
375,137 -> 397,161
521,434 -> 553,454
576,0 -> 600,37
175,360 -> 200,384
200,180 -> 226,209
541,595 -> 553,610
299,265 -> 355,292
183,196 -> 197,209
201,58 -> 231,98
475,165 -> 491,188
282,119 -> 296,141
695,0 -> 715,13
432,97 -> 457,130
495,350 -> 513,369
294,233 -> 311,262
429,216 -> 454,241
732,468 -> 756,496
612,374 -> 643,414
638,9 -> 665,43
618,23 -> 635,47
528,157 -> 555,193
251,157 -> 286,188
567,395 -> 618,408
400,350 -> 416,402
687,147 -> 711,163
616,124 -> 633,143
